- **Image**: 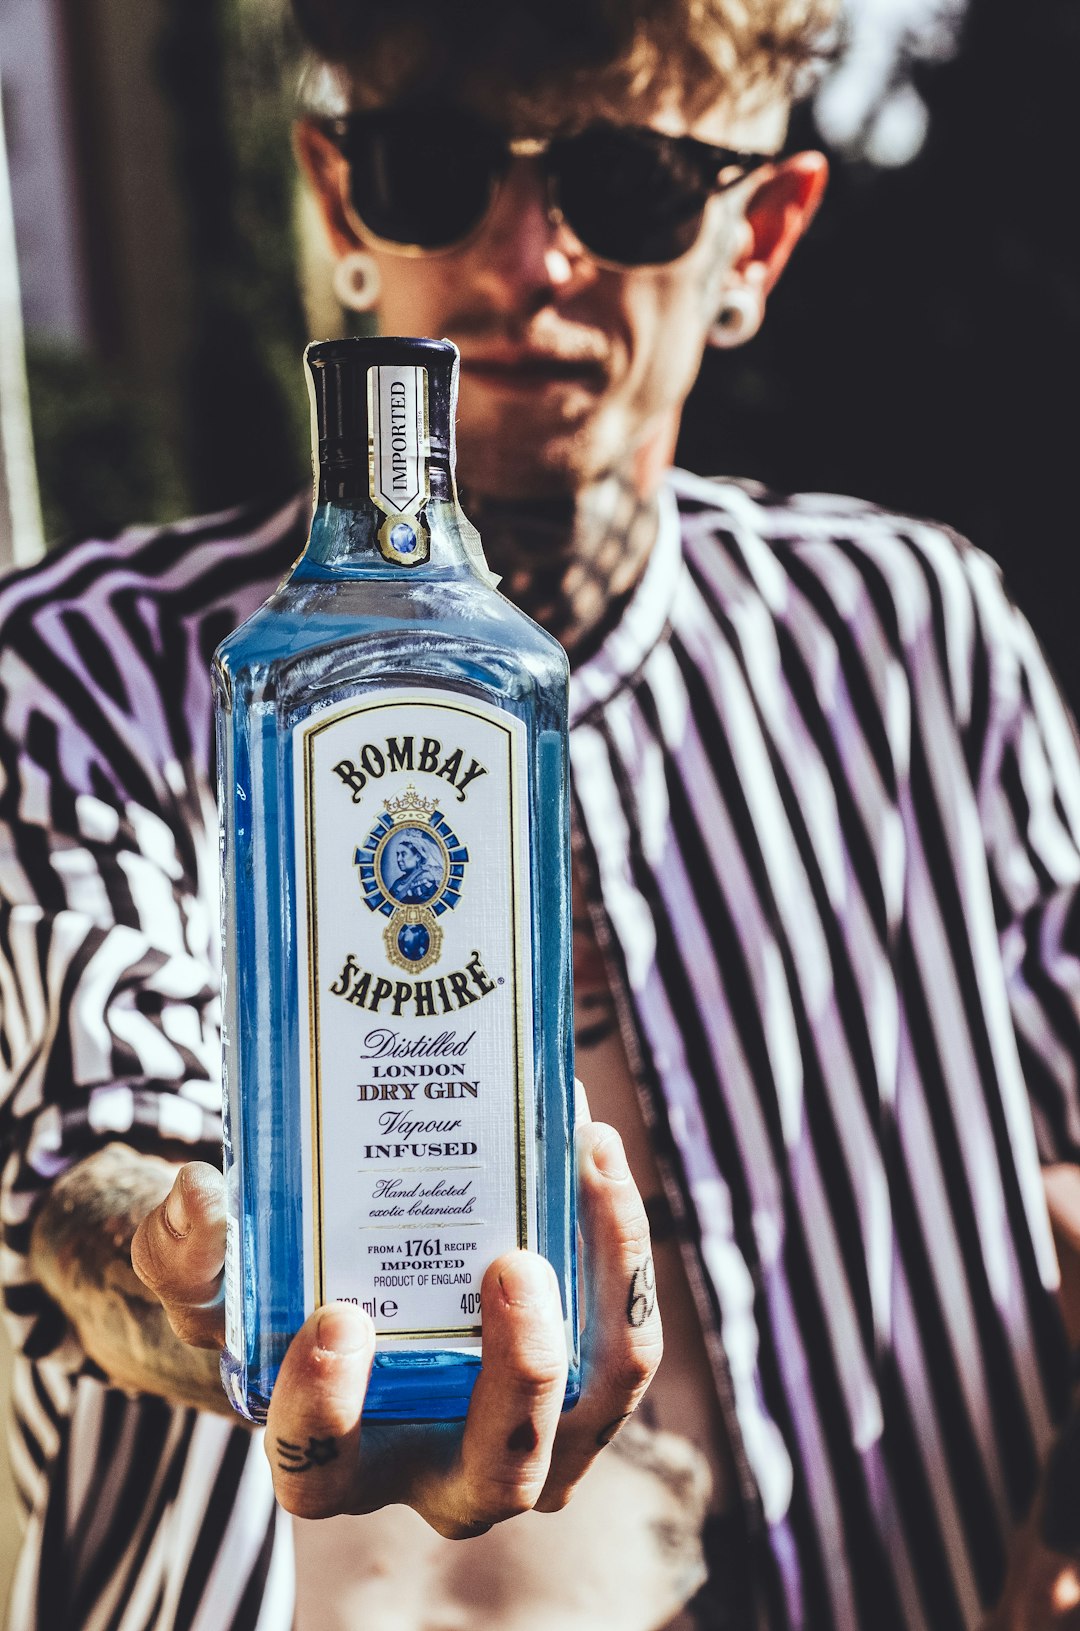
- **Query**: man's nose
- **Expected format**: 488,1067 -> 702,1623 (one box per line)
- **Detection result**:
469,159 -> 584,313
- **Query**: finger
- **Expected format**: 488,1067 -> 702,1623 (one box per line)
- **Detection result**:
265,1302 -> 375,1519
574,1077 -> 592,1126
536,1123 -> 663,1511
130,1162 -> 227,1348
434,1250 -> 567,1535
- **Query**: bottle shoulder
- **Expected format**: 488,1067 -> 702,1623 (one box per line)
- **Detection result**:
214,567 -> 568,714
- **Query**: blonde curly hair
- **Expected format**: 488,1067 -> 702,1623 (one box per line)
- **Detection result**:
293,0 -> 840,123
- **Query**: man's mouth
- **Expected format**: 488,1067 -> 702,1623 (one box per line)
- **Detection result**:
459,350 -> 608,392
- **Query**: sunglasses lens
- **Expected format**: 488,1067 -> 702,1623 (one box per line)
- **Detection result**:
337,115 -> 728,266
345,115 -> 498,250
554,128 -> 710,266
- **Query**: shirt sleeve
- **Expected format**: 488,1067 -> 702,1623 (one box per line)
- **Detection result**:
966,545 -> 1080,1166
0,659 -> 223,1365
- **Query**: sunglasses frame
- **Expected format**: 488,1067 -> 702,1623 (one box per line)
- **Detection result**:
317,112 -> 778,271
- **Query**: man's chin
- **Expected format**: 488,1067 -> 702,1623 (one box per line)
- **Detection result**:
455,417 -> 615,502
459,450 -> 591,501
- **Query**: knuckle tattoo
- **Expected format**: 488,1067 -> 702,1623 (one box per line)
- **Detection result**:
460,1518 -> 494,1538
596,1411 -> 634,1447
275,1434 -> 340,1474
626,1253 -> 657,1329
506,1420 -> 540,1455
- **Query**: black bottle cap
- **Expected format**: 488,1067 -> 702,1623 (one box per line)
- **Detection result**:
305,335 -> 457,503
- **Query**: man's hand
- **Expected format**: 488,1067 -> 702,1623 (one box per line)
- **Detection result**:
125,1120 -> 661,1534
981,1168 -> 1080,1627
982,1504 -> 1080,1629
28,1144 -> 232,1415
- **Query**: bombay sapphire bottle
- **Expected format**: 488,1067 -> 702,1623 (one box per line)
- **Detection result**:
214,336 -> 577,1422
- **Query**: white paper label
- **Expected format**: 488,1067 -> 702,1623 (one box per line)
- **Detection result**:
294,690 -> 535,1347
367,365 -> 429,519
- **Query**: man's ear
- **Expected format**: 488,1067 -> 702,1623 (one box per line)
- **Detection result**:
293,118 -> 364,258
735,151 -> 829,294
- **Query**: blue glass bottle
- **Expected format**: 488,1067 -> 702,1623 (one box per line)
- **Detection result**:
213,337 -> 578,1422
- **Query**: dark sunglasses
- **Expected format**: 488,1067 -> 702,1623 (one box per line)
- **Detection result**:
318,110 -> 775,269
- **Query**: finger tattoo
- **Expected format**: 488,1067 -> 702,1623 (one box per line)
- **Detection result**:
507,1420 -> 540,1454
597,1411 -> 633,1447
627,1255 -> 657,1328
275,1435 -> 340,1473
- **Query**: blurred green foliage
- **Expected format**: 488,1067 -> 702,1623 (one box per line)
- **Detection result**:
155,0 -> 309,512
26,340 -> 188,545
28,0 -> 310,546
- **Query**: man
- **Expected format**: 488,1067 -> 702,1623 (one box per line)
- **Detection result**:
3,1 -> 1080,1627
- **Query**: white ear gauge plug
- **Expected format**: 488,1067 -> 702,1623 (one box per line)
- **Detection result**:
332,250 -> 382,312
707,285 -> 763,348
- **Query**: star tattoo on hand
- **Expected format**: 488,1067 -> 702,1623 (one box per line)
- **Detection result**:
275,1435 -> 340,1473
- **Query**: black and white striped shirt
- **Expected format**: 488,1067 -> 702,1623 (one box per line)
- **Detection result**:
1,471 -> 1077,1630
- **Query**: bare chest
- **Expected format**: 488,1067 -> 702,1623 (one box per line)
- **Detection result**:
572,872 -> 732,1513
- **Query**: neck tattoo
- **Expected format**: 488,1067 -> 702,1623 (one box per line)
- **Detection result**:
460,472 -> 660,663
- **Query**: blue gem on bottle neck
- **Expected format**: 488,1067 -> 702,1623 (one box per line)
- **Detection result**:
390,522 -> 417,554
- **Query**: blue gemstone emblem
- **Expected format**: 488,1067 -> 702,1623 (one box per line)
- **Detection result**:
358,790 -> 467,971
390,522 -> 417,554
397,922 -> 430,962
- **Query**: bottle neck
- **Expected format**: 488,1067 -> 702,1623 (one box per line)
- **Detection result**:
315,461 -> 453,509
302,491 -> 482,578
303,346 -> 494,581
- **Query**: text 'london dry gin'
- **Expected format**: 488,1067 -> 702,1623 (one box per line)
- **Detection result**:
213,337 -> 578,1421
